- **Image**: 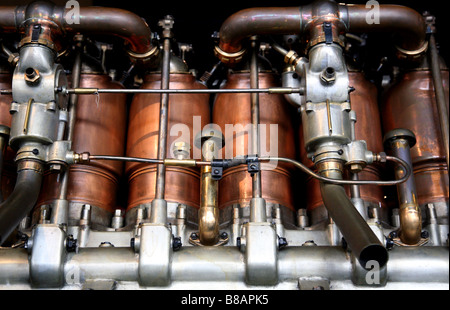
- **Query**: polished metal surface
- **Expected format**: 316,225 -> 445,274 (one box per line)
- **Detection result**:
0,0 -> 448,291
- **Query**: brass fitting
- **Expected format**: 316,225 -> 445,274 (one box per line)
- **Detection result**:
214,45 -> 247,65
73,152 -> 91,164
398,203 -> 423,245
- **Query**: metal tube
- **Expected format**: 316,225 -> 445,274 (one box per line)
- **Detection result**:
59,50 -> 82,201
154,37 -> 171,201
1,246 -> 447,286
429,34 -> 450,172
250,38 -> 262,199
385,130 -> 422,245
320,181 -> 388,269
0,161 -> 44,245
0,4 -> 155,56
0,132 -> 7,203
0,87 -> 305,95
218,7 -> 302,54
216,2 -> 426,60
341,4 -> 427,53
198,140 -> 220,246
260,156 -> 411,187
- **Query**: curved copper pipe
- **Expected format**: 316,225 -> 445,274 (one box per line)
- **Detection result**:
218,7 -> 302,54
63,7 -> 154,55
0,2 -> 155,56
340,4 -> 426,52
217,0 -> 426,60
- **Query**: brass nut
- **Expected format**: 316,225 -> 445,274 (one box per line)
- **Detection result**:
24,68 -> 41,84
349,163 -> 364,173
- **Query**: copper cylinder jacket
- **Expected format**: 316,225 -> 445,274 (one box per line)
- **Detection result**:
213,72 -> 297,211
382,69 -> 449,206
38,74 -> 127,213
126,73 -> 210,211
300,71 -> 386,211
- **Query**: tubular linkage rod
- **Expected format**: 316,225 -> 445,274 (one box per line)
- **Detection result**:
87,154 -> 411,187
0,88 -> 305,96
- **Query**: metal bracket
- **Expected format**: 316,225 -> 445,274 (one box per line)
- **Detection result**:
246,155 -> 260,175
323,22 -> 333,44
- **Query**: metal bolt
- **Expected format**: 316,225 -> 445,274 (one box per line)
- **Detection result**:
220,232 -> 228,240
389,231 -> 398,239
172,237 -> 182,251
236,237 -> 241,250
190,232 -> 198,240
349,163 -> 363,173
278,237 -> 288,249
66,235 -> 77,252
421,230 -> 430,239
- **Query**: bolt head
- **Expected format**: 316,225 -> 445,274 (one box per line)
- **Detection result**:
349,163 -> 364,173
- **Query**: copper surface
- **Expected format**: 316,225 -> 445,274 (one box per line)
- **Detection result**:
1,4 -> 154,55
126,74 -> 210,210
38,74 -> 127,213
213,72 -> 297,210
217,2 -> 425,56
0,72 -> 12,128
300,71 -> 386,210
382,69 -> 449,206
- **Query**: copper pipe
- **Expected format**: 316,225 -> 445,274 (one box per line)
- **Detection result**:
340,4 -> 426,53
218,7 -> 302,54
0,3 -> 155,56
199,139 -> 220,246
384,130 -> 422,245
217,0 -> 426,62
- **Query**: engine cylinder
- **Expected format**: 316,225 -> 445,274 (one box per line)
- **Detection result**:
213,71 -> 297,211
381,68 -> 449,218
126,73 -> 210,213
37,72 -> 127,221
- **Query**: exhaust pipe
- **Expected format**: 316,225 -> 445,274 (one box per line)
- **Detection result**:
0,1 -> 157,63
320,181 -> 389,269
0,160 -> 44,245
215,0 -> 426,64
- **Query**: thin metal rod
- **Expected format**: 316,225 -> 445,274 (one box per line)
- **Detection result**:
429,34 -> 450,172
250,38 -> 262,199
83,154 -> 410,186
69,88 -> 303,94
90,155 -> 163,164
1,88 -> 304,96
0,134 -> 7,203
260,156 -> 411,186
59,50 -> 82,201
155,36 -> 171,200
